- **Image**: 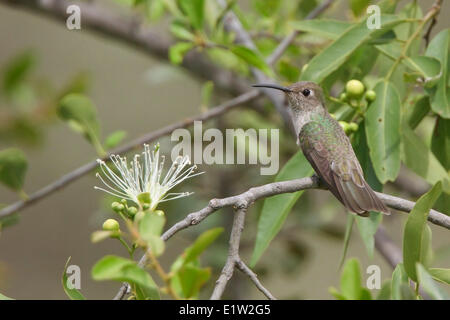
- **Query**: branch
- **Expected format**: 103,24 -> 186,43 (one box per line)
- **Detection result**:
114,176 -> 450,299
235,257 -> 276,300
374,226 -> 402,268
423,0 -> 443,46
0,90 -> 259,219
211,207 -> 246,299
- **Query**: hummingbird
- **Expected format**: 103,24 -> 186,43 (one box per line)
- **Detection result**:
253,81 -> 389,217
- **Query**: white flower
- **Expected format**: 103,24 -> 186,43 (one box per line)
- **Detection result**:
94,144 -> 202,210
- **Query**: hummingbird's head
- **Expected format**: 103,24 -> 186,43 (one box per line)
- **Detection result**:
252,81 -> 325,112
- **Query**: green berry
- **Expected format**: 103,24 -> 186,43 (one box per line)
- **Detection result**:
154,210 -> 165,217
348,122 -> 359,132
339,92 -> 347,102
349,99 -> 359,108
365,90 -> 376,102
111,202 -> 125,213
127,206 -> 138,216
142,203 -> 150,210
345,80 -> 365,98
103,219 -> 120,231
338,121 -> 349,131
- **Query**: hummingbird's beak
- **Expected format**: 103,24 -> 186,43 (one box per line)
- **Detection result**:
252,84 -> 293,92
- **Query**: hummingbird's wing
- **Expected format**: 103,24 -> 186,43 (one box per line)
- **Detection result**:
299,121 -> 389,216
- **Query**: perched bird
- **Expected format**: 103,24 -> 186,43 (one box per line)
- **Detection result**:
253,81 -> 389,217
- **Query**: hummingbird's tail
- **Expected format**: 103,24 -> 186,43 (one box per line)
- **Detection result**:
330,173 -> 390,217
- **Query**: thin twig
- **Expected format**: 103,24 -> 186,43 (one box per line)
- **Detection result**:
211,207 -> 247,299
423,0 -> 442,46
235,257 -> 276,300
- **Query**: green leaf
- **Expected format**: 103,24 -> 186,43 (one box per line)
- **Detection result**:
230,45 -> 273,76
92,255 -> 160,299
403,182 -> 442,282
139,211 -> 166,256
200,81 -> 214,110
402,56 -> 441,86
290,19 -> 352,40
169,229 -> 221,298
340,258 -> 363,300
2,51 -> 35,96
104,130 -> 127,150
355,213 -> 382,259
401,125 -> 450,193
431,117 -> 450,171
278,60 -> 300,82
170,21 -> 196,41
0,293 -> 13,300
250,151 -> 313,267
350,0 -> 370,17
169,42 -> 195,65
300,15 -> 407,83
62,257 -> 85,300
429,268 -> 450,284
339,214 -> 354,268
416,263 -> 449,300
178,0 -> 205,29
425,29 -> 450,118
329,286 -> 347,300
91,230 -> 116,243
391,263 -> 410,300
0,148 -> 28,191
183,227 -> 223,266
139,211 -> 165,237
0,213 -> 20,231
178,264 -> 210,298
365,81 -> 401,183
145,0 -> 165,21
376,281 -> 391,300
407,96 -> 430,129
58,94 -> 102,153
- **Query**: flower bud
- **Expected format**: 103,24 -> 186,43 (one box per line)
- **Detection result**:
338,121 -> 349,131
365,90 -> 376,102
103,218 -> 120,231
111,202 -> 125,213
345,80 -> 365,98
127,206 -> 138,216
134,210 -> 145,222
154,210 -> 165,217
348,122 -> 359,132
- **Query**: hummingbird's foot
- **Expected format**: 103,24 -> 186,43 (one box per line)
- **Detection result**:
311,174 -> 326,189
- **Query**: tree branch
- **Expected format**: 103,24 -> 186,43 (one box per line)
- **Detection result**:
235,257 -> 276,300
211,207 -> 246,299
114,175 -> 450,299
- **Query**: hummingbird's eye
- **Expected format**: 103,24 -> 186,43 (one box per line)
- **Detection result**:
302,89 -> 311,97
